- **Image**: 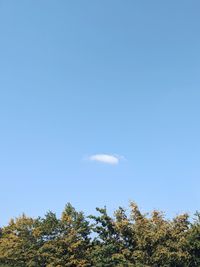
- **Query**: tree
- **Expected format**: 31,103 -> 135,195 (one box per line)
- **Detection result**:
37,203 -> 91,266
187,212 -> 200,266
0,201 -> 198,266
89,202 -> 191,267
0,204 -> 91,267
0,214 -> 40,266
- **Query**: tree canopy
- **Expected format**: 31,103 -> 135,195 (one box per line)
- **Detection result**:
0,202 -> 200,266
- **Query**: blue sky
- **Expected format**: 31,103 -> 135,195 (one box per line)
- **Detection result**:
0,1 -> 200,225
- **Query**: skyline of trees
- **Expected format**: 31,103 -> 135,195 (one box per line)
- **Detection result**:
0,202 -> 200,266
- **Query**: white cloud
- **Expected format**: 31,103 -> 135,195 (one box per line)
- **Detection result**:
88,154 -> 123,165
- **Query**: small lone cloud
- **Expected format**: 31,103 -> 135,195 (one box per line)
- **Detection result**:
87,154 -> 124,165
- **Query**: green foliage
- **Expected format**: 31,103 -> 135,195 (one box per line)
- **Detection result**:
0,202 -> 200,266
187,212 -> 200,266
0,204 -> 91,267
89,203 -> 191,267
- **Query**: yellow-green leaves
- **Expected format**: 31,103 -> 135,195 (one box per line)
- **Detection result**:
0,202 -> 200,266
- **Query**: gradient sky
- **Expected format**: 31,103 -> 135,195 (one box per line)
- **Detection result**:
0,1 -> 200,226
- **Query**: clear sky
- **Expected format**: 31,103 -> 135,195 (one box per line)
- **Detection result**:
0,1 -> 200,226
